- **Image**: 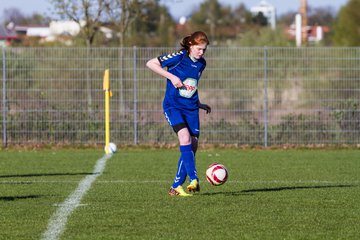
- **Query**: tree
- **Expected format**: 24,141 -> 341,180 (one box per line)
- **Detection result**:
50,0 -> 108,47
233,3 -> 253,26
129,1 -> 175,46
252,12 -> 268,27
190,0 -> 232,43
50,0 -> 109,113
26,13 -> 52,25
236,26 -> 292,47
277,11 -> 297,26
2,8 -> 51,27
2,8 -> 26,25
307,6 -> 335,26
103,0 -> 142,116
332,0 -> 360,46
102,1 -> 175,115
104,0 -> 140,47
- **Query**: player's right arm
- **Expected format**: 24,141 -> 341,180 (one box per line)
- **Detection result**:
146,58 -> 183,89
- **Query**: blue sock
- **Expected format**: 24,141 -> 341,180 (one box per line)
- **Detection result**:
171,157 -> 187,188
180,144 -> 198,181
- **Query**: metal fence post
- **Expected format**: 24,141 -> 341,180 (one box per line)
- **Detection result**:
2,47 -> 7,147
263,47 -> 269,147
133,46 -> 138,145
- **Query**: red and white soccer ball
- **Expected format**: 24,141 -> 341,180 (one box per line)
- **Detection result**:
206,163 -> 228,186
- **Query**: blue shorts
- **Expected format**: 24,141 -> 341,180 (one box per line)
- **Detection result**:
164,108 -> 200,137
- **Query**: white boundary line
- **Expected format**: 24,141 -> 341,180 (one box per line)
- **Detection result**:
41,154 -> 112,240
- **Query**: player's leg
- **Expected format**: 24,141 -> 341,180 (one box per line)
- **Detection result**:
171,157 -> 186,188
169,153 -> 190,197
191,136 -> 198,154
164,108 -> 193,196
184,109 -> 200,192
177,127 -> 198,182
171,134 -> 198,190
188,136 -> 199,189
186,135 -> 200,191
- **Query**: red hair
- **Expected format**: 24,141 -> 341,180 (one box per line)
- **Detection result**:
180,31 -> 209,53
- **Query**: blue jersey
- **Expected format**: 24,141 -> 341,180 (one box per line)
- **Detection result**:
158,50 -> 206,111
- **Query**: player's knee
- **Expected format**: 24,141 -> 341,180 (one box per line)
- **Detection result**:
179,135 -> 191,145
177,129 -> 191,145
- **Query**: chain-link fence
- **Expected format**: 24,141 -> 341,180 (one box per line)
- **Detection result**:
1,47 -> 360,146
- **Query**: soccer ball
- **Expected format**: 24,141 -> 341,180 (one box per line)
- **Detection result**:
206,163 -> 228,186
104,142 -> 117,154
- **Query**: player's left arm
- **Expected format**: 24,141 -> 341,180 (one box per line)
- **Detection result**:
198,101 -> 211,114
198,62 -> 211,114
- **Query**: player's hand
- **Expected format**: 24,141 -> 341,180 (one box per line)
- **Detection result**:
170,76 -> 183,89
199,103 -> 211,114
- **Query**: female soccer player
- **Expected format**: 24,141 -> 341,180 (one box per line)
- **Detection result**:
146,31 -> 211,197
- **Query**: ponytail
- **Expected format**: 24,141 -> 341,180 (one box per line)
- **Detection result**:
180,31 -> 209,53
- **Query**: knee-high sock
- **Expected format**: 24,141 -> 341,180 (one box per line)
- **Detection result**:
180,144 -> 198,181
171,157 -> 187,188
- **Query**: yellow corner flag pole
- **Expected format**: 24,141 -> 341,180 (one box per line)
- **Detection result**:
103,69 -> 112,154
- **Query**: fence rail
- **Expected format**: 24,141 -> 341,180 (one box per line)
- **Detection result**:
1,47 -> 360,146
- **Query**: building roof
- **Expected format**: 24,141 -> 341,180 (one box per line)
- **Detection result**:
0,25 -> 18,40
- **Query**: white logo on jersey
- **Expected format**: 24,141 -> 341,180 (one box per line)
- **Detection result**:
179,78 -> 197,98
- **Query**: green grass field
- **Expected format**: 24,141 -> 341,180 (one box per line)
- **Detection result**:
0,148 -> 359,240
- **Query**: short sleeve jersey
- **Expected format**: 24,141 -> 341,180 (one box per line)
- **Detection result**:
158,50 -> 206,111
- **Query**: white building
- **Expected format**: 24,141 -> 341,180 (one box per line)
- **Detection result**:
11,20 -> 114,45
26,27 -> 51,37
49,21 -> 113,39
49,20 -> 83,37
250,0 -> 276,29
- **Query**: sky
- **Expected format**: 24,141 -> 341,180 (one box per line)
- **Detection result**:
0,0 -> 350,22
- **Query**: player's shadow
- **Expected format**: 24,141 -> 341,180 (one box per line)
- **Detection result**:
241,184 -> 354,193
0,195 -> 42,202
0,172 -> 94,179
201,184 -> 355,196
